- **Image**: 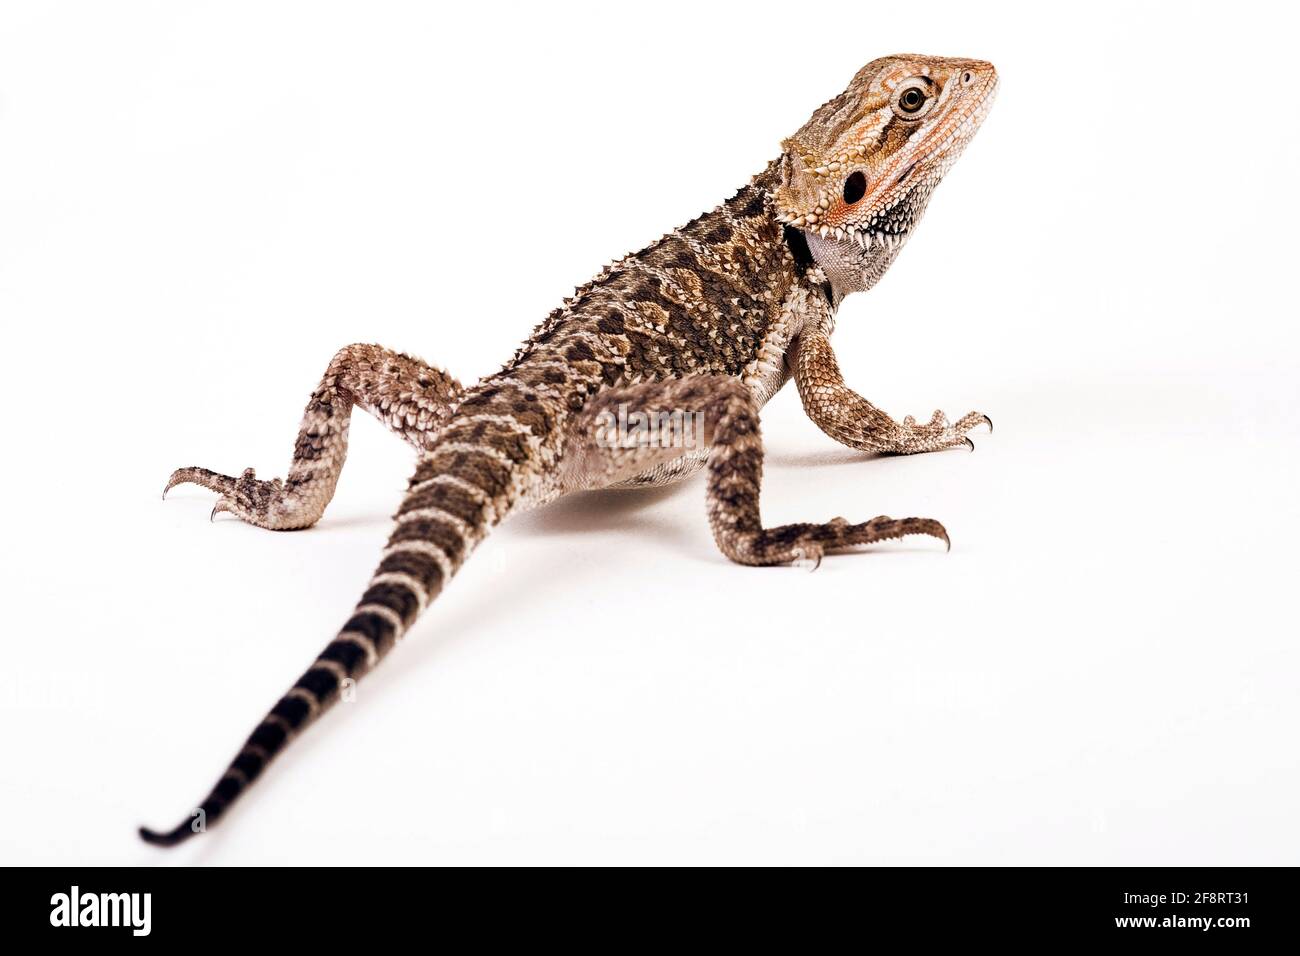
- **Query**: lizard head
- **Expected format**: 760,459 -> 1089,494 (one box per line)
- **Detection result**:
774,54 -> 998,295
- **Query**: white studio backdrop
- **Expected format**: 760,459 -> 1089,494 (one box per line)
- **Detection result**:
1,1 -> 1297,864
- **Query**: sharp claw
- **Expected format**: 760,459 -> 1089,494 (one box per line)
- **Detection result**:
982,415 -> 993,434
917,520 -> 952,552
162,471 -> 188,501
210,498 -> 234,522
963,436 -> 975,452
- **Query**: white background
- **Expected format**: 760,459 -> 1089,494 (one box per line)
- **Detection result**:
2,1 -> 1297,865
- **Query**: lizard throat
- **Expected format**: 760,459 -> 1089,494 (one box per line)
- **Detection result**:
804,227 -> 905,300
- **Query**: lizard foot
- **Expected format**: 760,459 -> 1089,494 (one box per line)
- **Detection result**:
889,409 -> 992,454
730,515 -> 950,566
163,466 -> 308,530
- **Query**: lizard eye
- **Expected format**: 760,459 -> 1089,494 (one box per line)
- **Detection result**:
893,78 -> 935,118
842,171 -> 866,204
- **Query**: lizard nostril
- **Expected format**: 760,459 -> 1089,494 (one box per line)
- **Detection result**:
962,71 -> 974,85
842,171 -> 867,204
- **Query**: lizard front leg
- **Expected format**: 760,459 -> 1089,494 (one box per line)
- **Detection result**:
165,343 -> 462,530
793,328 -> 990,455
561,376 -> 948,566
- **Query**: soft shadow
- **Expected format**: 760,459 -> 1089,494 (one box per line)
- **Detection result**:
764,446 -> 881,470
763,444 -> 971,470
309,513 -> 396,532
508,481 -> 694,537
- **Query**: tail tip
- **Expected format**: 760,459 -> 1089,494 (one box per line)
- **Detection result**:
138,824 -> 193,848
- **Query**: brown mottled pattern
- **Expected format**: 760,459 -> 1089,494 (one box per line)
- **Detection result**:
164,343 -> 463,529
143,53 -> 1000,847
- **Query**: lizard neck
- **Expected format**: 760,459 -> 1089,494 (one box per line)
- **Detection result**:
780,223 -> 834,304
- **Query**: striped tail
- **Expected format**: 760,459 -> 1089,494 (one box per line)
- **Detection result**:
140,427 -> 528,847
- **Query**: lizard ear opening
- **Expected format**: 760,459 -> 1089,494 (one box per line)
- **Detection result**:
842,171 -> 866,204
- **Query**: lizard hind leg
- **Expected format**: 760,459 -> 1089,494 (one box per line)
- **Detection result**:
164,343 -> 462,530
561,376 -> 950,566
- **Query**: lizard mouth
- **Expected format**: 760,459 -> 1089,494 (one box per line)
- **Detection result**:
805,220 -> 910,254
840,228 -> 908,252
833,187 -> 920,252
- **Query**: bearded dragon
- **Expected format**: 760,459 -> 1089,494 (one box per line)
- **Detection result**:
142,53 -> 999,846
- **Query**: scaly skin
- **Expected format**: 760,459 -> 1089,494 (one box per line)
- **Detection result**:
144,54 -> 998,846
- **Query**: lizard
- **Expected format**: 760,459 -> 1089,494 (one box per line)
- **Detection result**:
141,53 -> 999,846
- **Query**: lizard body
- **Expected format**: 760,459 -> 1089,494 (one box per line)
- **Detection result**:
144,53 -> 998,846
